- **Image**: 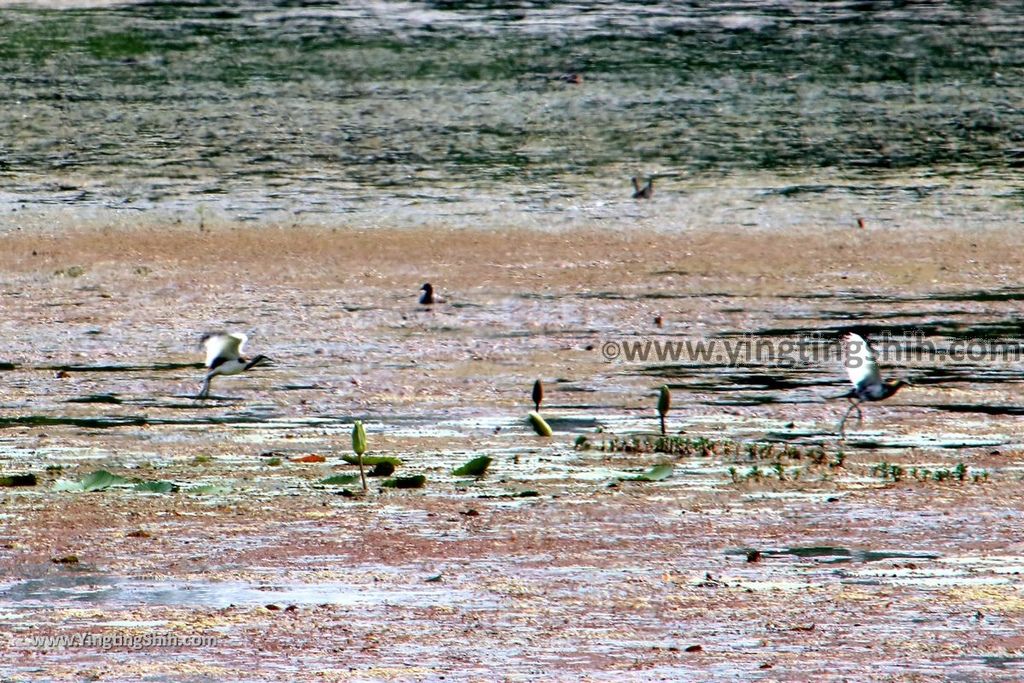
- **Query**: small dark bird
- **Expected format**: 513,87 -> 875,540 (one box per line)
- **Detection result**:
196,332 -> 270,399
419,283 -> 446,305
532,379 -> 544,412
834,332 -> 909,435
632,176 -> 654,199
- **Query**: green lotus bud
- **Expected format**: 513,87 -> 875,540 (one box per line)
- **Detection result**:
352,420 -> 367,456
528,411 -> 553,437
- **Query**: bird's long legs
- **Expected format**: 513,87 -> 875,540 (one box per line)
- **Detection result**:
837,399 -> 863,436
196,375 -> 212,400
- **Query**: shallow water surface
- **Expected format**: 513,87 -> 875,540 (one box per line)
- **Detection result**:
3,1 -> 1024,226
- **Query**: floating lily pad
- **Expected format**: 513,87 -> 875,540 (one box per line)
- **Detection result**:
453,456 -> 492,477
342,455 -> 403,467
54,469 -> 132,492
134,480 -> 178,493
185,484 -> 232,495
55,470 -> 181,493
626,464 -> 674,482
381,475 -> 427,489
320,474 -> 360,486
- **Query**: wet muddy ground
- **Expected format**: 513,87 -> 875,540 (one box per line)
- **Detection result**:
3,221 -> 1024,681
5,0 -> 1024,679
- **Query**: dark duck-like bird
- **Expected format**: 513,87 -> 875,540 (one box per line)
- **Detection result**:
196,332 -> 270,399
419,283 -> 446,306
632,176 -> 654,199
835,332 -> 909,435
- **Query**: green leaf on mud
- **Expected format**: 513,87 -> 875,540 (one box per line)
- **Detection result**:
186,484 -> 232,495
54,469 -> 133,492
342,454 -> 403,467
452,456 -> 492,477
134,480 -> 178,493
82,470 -> 133,490
320,474 -> 360,486
627,464 -> 674,482
381,475 -> 427,489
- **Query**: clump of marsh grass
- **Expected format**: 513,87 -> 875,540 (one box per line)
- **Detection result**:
872,461 -> 989,484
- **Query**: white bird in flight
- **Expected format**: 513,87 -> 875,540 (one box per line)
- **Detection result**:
835,332 -> 909,435
196,332 -> 270,400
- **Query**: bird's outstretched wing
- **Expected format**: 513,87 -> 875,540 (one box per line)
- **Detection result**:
202,332 -> 247,369
844,332 -> 881,391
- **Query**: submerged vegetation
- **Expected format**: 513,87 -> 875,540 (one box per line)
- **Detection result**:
872,461 -> 990,484
582,433 -> 836,465
579,433 -> 996,488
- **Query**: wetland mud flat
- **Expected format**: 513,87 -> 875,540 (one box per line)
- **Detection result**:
5,0 -> 1024,678
3,223 -> 1024,681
